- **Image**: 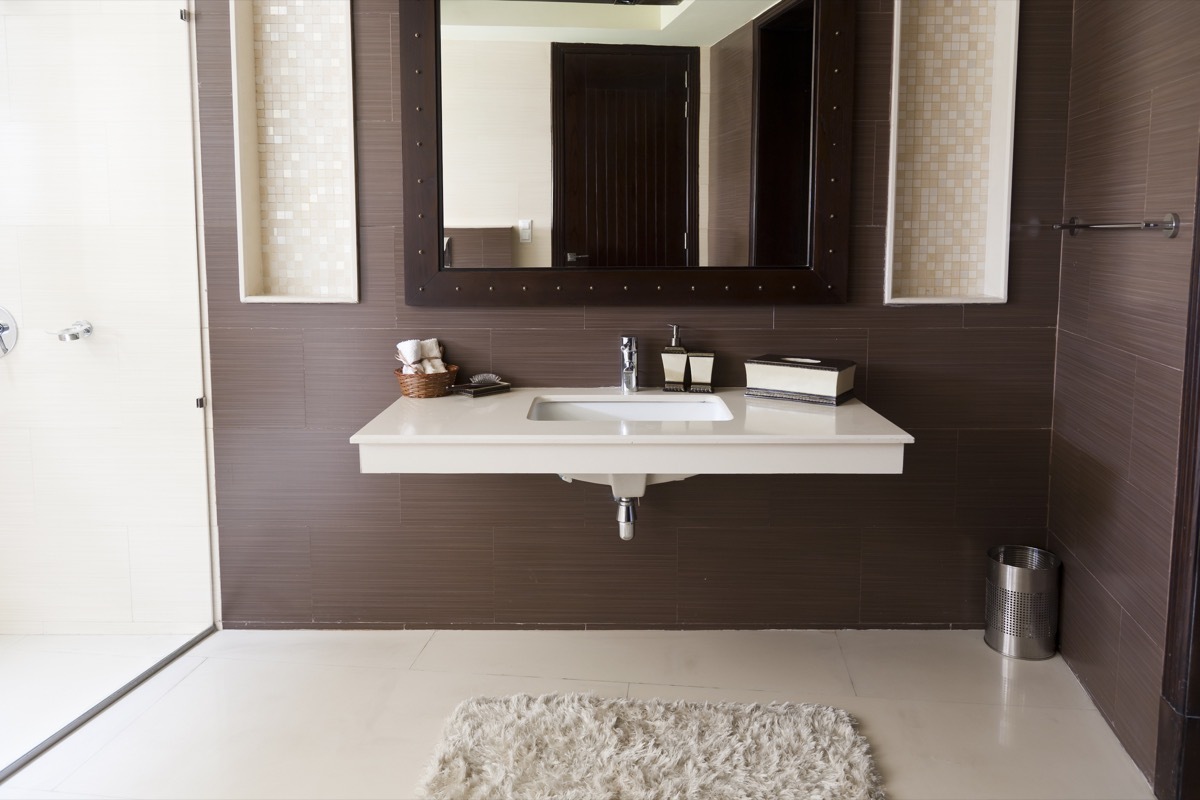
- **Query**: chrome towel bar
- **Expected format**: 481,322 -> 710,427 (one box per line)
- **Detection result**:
1054,212 -> 1180,238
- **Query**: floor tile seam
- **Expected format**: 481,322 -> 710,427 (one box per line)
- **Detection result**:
405,630 -> 437,671
843,690 -> 1107,714
406,666 -> 631,688
192,654 -> 418,673
41,656 -> 210,795
831,630 -> 861,697
623,680 -> 862,699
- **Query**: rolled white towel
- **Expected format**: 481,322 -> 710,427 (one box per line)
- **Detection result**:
419,338 -> 442,359
420,357 -> 447,374
397,339 -> 422,365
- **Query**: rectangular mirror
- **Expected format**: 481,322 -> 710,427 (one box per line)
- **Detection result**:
399,0 -> 856,306
884,0 -> 1019,304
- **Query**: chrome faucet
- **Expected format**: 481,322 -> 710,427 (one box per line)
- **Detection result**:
620,336 -> 638,394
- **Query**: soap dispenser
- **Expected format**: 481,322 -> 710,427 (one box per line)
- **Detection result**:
662,323 -> 689,392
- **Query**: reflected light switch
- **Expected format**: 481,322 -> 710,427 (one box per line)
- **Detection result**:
518,219 -> 532,243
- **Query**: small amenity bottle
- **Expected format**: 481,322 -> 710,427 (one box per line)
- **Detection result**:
662,324 -> 689,392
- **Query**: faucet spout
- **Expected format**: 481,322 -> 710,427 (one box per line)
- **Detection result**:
620,336 -> 638,394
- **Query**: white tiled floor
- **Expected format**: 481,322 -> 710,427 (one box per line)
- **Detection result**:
0,634 -> 194,773
0,629 -> 1155,800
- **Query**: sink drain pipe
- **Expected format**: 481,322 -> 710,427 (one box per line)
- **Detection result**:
616,497 -> 638,540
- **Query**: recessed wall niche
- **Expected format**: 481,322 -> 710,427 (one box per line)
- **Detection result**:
884,0 -> 1018,304
229,0 -> 359,303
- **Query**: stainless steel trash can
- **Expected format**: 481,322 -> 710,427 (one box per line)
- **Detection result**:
984,545 -> 1061,659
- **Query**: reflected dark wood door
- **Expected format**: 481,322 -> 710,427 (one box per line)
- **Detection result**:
552,44 -> 698,268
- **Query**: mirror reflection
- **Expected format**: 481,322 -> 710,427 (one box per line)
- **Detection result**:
439,0 -> 819,270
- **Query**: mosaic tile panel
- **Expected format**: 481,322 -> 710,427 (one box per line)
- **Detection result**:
891,0 -> 997,299
253,0 -> 356,298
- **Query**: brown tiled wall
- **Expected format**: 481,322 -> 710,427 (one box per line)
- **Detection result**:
1048,0 -> 1200,782
196,1 -> 1068,630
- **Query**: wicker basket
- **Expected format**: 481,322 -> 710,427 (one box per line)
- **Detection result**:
395,364 -> 459,398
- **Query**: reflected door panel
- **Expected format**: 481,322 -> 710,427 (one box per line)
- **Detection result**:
553,44 -> 697,268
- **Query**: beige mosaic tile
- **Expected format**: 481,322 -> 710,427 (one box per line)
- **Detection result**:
252,0 -> 356,298
891,0 -> 996,299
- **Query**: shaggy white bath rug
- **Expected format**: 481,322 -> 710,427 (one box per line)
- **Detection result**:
417,692 -> 885,800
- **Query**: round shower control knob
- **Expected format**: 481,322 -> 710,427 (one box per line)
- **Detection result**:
0,306 -> 17,358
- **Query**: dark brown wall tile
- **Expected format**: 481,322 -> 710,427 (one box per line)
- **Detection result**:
1054,534 -> 1121,717
1130,359 -> 1185,512
355,121 -> 403,227
641,475 -> 775,530
194,0 -> 232,93
352,11 -> 393,122
1052,331 -> 1135,475
1049,436 -> 1172,649
861,527 -> 1047,625
852,8 -> 893,123
957,429 -> 1051,528
851,121 -> 878,229
311,520 -> 494,624
866,328 -> 1056,429
219,520 -> 313,623
1011,115 -> 1070,227
678,526 -> 861,626
197,91 -> 236,226
1064,92 -> 1152,221
1057,233 -> 1093,337
1068,0 -> 1200,120
494,522 -> 678,624
871,122 -> 890,228
1115,615 -> 1166,780
210,328 -> 306,429
1147,77 -> 1200,226
400,474 -> 613,528
1087,226 -> 1193,370
215,428 -> 402,524
1013,0 -> 1073,121
583,306 -> 773,332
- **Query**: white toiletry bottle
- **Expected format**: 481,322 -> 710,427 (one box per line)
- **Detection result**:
662,323 -> 689,392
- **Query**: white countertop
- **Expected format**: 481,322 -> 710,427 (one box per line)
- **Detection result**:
350,387 -> 914,477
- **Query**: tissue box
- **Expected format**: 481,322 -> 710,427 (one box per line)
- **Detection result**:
744,355 -> 856,406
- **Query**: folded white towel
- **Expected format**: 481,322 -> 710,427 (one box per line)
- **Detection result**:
401,364 -> 419,375
397,339 -> 422,366
420,338 -> 442,359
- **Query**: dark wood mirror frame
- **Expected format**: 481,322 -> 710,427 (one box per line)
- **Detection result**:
398,0 -> 855,307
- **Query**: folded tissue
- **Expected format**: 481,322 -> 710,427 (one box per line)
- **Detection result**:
395,337 -> 448,375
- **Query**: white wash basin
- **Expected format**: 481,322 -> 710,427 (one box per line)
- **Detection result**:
527,394 -> 734,422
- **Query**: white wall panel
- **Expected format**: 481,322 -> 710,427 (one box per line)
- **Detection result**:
0,0 -> 212,632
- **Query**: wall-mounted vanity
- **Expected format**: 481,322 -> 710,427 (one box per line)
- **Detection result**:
351,387 -> 913,539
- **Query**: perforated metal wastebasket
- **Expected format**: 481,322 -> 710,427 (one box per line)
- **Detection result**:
985,545 -> 1061,660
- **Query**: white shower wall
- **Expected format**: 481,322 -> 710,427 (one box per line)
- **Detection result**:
0,0 -> 212,633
